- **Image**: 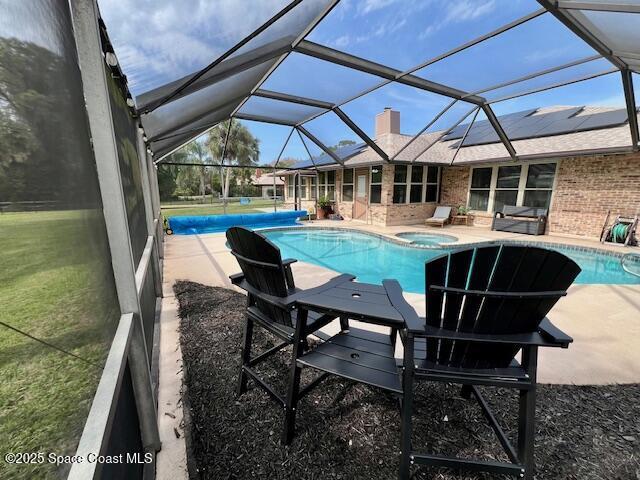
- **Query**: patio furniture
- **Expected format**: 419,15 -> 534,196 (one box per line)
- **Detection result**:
425,206 -> 452,228
492,205 -> 548,235
451,214 -> 472,226
287,279 -> 405,444
386,245 -> 580,480
226,226 -> 355,443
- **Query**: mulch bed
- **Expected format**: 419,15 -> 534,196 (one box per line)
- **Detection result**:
174,281 -> 640,480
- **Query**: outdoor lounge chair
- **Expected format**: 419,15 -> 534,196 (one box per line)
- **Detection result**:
226,226 -> 354,443
425,206 -> 452,228
384,245 -> 581,480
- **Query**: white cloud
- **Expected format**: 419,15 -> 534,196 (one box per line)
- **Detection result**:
444,0 -> 496,23
523,47 -> 571,64
98,0 -> 290,93
334,35 -> 351,48
359,0 -> 400,15
419,0 -> 497,40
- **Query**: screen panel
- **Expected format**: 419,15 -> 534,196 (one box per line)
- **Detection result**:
238,95 -> 328,124
100,0 -> 291,94
306,0 -> 540,70
415,12 -> 598,94
0,2 -> 121,478
106,71 -> 149,268
261,52 -> 382,104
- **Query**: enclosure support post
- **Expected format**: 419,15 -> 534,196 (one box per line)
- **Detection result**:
148,152 -> 164,259
273,166 -> 278,212
621,69 -> 639,151
70,0 -> 160,456
137,125 -> 163,297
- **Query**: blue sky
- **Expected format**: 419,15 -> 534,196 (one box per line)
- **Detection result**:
99,0 -> 634,164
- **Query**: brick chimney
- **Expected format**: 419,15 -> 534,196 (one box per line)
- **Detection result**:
375,107 -> 400,138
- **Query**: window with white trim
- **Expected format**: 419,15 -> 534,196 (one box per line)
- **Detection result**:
318,170 -> 336,200
409,166 -> 423,203
393,165 -> 440,204
425,166 -> 439,202
299,177 -> 307,199
469,167 -> 492,211
370,165 -> 383,203
524,163 -> 555,208
468,162 -> 557,212
393,165 -> 408,203
494,165 -> 521,213
310,175 -> 317,200
287,179 -> 294,199
342,168 -> 354,202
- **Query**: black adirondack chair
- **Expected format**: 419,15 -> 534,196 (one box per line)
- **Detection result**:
384,244 -> 580,480
226,227 -> 355,443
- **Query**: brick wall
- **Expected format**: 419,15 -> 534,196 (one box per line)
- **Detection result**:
438,153 -> 640,238
549,154 -> 640,238
440,166 -> 469,208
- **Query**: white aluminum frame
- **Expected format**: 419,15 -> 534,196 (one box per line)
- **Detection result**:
69,2 -> 163,478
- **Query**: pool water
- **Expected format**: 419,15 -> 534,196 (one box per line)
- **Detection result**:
262,229 -> 640,294
396,232 -> 458,246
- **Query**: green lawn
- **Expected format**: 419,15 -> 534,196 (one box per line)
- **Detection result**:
0,211 -> 118,480
162,199 -> 283,218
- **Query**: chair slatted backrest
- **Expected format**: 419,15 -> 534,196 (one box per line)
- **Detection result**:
425,245 -> 580,369
226,227 -> 294,328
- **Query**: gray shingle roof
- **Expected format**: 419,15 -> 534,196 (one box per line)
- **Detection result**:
286,106 -> 635,171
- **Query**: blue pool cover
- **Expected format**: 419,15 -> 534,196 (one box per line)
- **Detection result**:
168,210 -> 307,235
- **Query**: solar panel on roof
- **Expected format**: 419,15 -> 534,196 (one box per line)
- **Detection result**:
450,107 -> 629,148
575,109 -> 628,131
505,107 -> 583,141
444,109 -> 536,140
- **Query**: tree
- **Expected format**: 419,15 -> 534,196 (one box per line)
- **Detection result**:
206,119 -> 259,198
274,157 -> 298,168
330,139 -> 356,151
169,139 -> 212,199
184,140 -> 211,201
0,37 -> 94,204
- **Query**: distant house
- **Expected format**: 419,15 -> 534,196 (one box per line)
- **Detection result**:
250,169 -> 284,198
280,107 -> 640,238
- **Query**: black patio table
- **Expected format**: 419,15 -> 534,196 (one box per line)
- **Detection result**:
295,279 -> 406,330
280,277 -> 411,444
290,279 -> 408,398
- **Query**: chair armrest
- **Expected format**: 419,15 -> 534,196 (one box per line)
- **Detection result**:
538,317 -> 572,348
383,279 -> 424,333
416,323 -> 569,348
282,258 -> 297,291
230,273 -> 296,310
232,272 -> 357,311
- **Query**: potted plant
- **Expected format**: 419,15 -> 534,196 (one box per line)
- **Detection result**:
316,196 -> 334,219
457,205 -> 470,216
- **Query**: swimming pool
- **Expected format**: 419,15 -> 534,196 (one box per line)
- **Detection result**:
262,228 -> 640,293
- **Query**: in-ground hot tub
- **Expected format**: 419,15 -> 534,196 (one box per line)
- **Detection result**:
396,232 -> 458,247
168,210 -> 307,235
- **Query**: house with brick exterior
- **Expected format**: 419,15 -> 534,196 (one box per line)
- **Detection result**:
282,107 -> 640,239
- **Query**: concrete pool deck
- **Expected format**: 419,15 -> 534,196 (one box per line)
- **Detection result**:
160,221 -> 640,386
155,221 -> 639,479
